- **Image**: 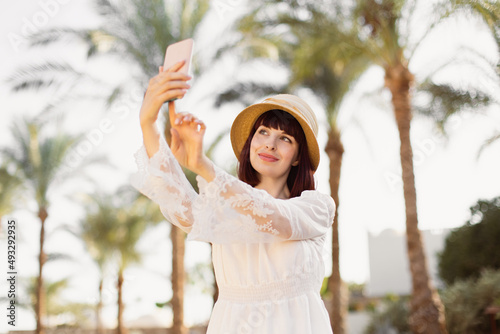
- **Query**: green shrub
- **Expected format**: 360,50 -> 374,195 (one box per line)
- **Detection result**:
442,269 -> 500,334
364,294 -> 411,334
364,270 -> 500,334
439,197 -> 500,285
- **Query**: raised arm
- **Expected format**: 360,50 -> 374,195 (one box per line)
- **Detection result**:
139,61 -> 191,158
132,62 -> 196,231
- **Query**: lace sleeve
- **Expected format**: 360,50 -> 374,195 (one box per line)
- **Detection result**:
188,164 -> 335,244
130,137 -> 197,233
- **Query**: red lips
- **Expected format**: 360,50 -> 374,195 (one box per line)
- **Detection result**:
258,153 -> 279,162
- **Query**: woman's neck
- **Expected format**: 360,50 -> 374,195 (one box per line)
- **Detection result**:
255,176 -> 290,199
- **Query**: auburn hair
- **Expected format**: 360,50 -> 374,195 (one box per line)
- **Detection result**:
238,109 -> 315,198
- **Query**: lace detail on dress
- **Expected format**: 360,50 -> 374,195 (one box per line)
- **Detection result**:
187,163 -> 336,243
256,220 -> 279,235
226,193 -> 275,217
130,138 -> 196,232
190,165 -> 280,243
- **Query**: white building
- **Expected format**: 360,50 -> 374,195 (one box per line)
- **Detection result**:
366,228 -> 451,297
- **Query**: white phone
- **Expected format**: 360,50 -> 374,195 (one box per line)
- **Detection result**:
163,38 -> 194,75
163,38 -> 194,102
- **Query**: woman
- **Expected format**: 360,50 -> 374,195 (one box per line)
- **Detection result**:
132,61 -> 336,334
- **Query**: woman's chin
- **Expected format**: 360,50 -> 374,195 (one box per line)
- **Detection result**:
255,166 -> 289,180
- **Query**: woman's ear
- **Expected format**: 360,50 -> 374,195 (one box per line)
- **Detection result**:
292,159 -> 299,167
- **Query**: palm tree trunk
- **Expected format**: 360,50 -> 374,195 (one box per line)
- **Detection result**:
325,127 -> 347,334
385,63 -> 448,334
36,207 -> 48,334
117,269 -> 128,334
171,226 -> 187,334
97,277 -> 104,334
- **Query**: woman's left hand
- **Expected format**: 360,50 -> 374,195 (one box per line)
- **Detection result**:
168,102 -> 214,180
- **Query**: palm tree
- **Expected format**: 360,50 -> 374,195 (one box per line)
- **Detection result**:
1,118 -> 84,334
10,1 -> 212,332
356,5 -> 447,329
72,187 -> 163,334
77,194 -> 121,334
350,1 -> 497,332
25,277 -> 94,327
111,187 -> 163,334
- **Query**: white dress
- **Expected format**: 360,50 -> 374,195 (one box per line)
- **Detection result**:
131,137 -> 336,334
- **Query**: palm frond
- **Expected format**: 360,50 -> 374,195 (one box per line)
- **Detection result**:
214,82 -> 288,107
477,131 -> 500,158
53,151 -> 110,189
45,253 -> 74,263
79,185 -> 162,274
206,130 -> 230,160
4,117 -> 98,207
438,0 -> 500,45
93,0 -> 121,17
0,165 -> 25,216
179,0 -> 210,39
8,62 -> 83,92
28,27 -> 91,47
413,81 -> 492,130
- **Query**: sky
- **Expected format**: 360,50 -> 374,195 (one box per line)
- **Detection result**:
1,0 -> 499,331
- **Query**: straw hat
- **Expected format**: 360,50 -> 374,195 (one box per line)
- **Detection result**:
230,94 -> 320,171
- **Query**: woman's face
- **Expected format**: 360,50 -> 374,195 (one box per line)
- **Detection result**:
249,125 -> 299,181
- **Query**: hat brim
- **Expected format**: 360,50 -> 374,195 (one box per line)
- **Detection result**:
230,102 -> 320,171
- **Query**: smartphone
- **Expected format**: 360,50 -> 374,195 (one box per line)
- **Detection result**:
164,38 -> 194,75
163,38 -> 194,102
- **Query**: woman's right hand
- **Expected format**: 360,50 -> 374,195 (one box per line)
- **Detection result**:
139,61 -> 191,127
